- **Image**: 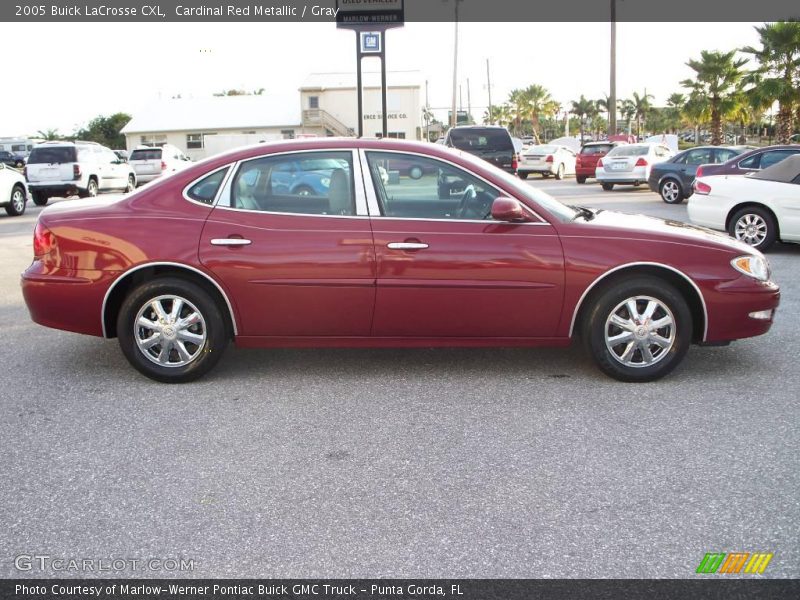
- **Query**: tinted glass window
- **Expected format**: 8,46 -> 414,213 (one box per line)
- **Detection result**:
448,129 -> 513,152
739,154 -> 760,169
366,151 -> 501,221
130,149 -> 163,161
607,145 -> 649,157
28,146 -> 77,164
187,168 -> 228,205
715,149 -> 739,163
760,150 -> 798,170
580,144 -> 612,156
228,151 -> 354,215
685,148 -> 713,165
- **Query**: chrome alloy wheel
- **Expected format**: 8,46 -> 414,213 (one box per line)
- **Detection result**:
734,213 -> 768,247
604,296 -> 676,368
661,180 -> 680,203
11,188 -> 25,212
134,295 -> 207,367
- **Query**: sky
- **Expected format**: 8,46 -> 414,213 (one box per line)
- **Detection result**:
0,21 -> 764,137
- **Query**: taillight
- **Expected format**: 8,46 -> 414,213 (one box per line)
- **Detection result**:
73,164 -> 81,179
33,222 -> 55,258
511,154 -> 518,171
161,161 -> 167,171
575,156 -> 582,166
635,157 -> 648,167
23,166 -> 27,179
696,166 -> 704,178
545,155 -> 553,163
694,181 -> 712,195
597,158 -> 604,167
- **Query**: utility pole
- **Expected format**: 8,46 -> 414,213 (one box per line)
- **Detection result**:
486,59 -> 493,125
425,79 -> 430,142
467,78 -> 472,123
451,0 -> 461,129
609,0 -> 617,136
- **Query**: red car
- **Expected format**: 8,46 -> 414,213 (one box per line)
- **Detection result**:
21,139 -> 779,383
575,141 -> 627,184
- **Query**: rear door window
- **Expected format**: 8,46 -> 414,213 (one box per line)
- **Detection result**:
759,150 -> 798,170
684,148 -> 713,165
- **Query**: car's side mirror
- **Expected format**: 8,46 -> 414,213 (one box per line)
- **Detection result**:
491,197 -> 532,222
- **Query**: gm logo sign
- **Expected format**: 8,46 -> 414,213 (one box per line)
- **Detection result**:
696,552 -> 773,574
360,31 -> 382,53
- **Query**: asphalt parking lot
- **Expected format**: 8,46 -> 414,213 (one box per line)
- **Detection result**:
1,180 -> 798,579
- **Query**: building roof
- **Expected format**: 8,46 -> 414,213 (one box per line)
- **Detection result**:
300,71 -> 421,91
121,94 -> 301,134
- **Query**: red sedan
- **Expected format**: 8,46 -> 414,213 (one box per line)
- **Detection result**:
21,139 -> 779,383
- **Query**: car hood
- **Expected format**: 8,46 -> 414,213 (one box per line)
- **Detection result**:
579,208 -> 758,255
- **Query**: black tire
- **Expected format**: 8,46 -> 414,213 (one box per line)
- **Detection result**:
32,191 -> 48,206
294,185 -> 316,196
4,185 -> 27,216
518,172 -> 528,180
728,206 -> 778,251
117,277 -> 229,383
555,163 -> 565,180
80,178 -> 99,198
659,178 -> 684,204
582,276 -> 692,382
576,176 -> 587,184
124,174 -> 136,193
601,183 -> 614,191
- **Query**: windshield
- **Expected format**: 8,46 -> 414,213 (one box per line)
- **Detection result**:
607,145 -> 649,157
450,148 -> 578,221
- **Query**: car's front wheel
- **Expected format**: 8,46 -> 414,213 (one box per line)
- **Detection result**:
659,178 -> 684,204
728,206 -> 777,251
582,277 -> 692,382
117,277 -> 228,383
4,185 -> 27,216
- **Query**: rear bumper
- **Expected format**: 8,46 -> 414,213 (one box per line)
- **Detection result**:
518,164 -> 555,175
21,261 -> 115,337
27,181 -> 85,196
687,197 -> 730,231
595,166 -> 649,183
134,173 -> 161,184
575,166 -> 596,177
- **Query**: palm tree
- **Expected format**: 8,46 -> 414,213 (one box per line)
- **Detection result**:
508,89 -> 528,136
596,94 -> 613,133
681,49 -> 748,145
666,93 -> 686,133
520,84 -> 559,144
36,128 -> 61,141
630,91 -> 654,138
682,93 -> 710,144
619,99 -> 636,136
741,21 -> 800,143
571,95 -> 597,142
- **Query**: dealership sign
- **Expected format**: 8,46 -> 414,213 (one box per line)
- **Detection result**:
336,0 -> 405,28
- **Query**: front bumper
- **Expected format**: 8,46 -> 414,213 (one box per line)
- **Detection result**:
704,278 -> 780,343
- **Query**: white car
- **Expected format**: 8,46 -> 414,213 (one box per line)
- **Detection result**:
518,144 -> 577,180
688,154 -> 800,251
595,143 -> 674,190
25,141 -> 136,206
128,145 -> 192,186
0,163 -> 28,217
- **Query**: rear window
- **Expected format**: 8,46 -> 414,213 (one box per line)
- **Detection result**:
448,129 -> 513,152
130,149 -> 163,161
607,145 -> 649,157
581,144 -> 613,156
28,146 -> 77,164
527,145 -> 558,154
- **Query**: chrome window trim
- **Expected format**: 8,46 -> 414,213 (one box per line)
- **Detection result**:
568,261 -> 709,341
101,262 -> 238,337
215,149 -> 367,217
357,148 -> 553,226
181,163 -> 235,208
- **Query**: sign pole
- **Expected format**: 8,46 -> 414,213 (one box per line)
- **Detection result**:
356,35 -> 364,138
380,40 -> 388,138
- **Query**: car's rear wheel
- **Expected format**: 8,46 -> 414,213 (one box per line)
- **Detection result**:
555,163 -> 565,180
576,176 -> 587,184
124,174 -> 136,193
601,183 -> 614,191
80,178 -> 99,198
659,178 -> 684,204
5,185 -> 26,216
518,172 -> 528,180
32,191 -> 48,206
117,278 -> 228,383
728,206 -> 777,251
582,277 -> 692,382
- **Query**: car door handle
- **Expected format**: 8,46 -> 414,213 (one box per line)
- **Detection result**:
211,238 -> 252,246
387,242 -> 428,250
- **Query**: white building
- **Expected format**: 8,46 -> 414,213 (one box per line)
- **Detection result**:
121,71 -> 423,160
120,94 -> 301,160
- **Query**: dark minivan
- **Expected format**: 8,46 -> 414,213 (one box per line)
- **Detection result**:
445,126 -> 517,174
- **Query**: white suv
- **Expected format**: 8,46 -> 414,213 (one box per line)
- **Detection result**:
25,141 -> 137,206
128,145 -> 192,186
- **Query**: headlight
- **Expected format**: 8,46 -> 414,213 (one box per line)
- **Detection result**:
731,255 -> 770,281
320,178 -> 330,187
